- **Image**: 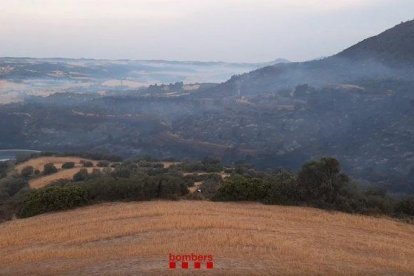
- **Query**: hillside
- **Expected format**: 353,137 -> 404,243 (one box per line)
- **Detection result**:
0,201 -> 413,275
1,21 -> 414,193
15,156 -> 103,189
337,20 -> 414,65
205,20 -> 414,98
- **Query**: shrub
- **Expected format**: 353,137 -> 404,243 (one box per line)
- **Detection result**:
73,169 -> 89,182
200,175 -> 222,199
97,160 -> 110,167
111,167 -> 132,178
264,171 -> 299,205
18,185 -> 89,218
82,174 -> 188,202
213,175 -> 268,201
82,161 -> 94,167
21,166 -> 34,178
0,177 -> 28,200
179,159 -> 223,173
43,163 -> 58,175
61,162 -> 75,169
0,161 -> 10,178
156,176 -> 189,198
83,177 -> 145,201
395,197 -> 414,216
90,168 -> 102,178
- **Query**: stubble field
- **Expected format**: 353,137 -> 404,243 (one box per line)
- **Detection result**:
0,201 -> 413,275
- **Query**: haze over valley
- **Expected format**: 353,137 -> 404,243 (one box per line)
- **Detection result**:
0,58 -> 280,103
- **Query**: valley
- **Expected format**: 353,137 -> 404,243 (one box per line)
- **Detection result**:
1,21 -> 414,194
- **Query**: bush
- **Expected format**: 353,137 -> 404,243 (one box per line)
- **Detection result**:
18,185 -> 89,218
213,175 -> 268,201
0,161 -> 10,179
82,174 -> 188,202
179,159 -> 223,173
43,163 -> 58,175
73,169 -> 89,182
395,197 -> 414,216
83,177 -> 145,201
90,168 -> 102,178
156,176 -> 189,198
61,162 -> 75,169
111,167 -> 132,178
21,166 -> 34,178
264,171 -> 299,205
200,175 -> 222,199
82,161 -> 94,167
97,160 -> 110,167
0,177 -> 28,200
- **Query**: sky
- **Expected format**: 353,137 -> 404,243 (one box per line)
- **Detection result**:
0,0 -> 413,63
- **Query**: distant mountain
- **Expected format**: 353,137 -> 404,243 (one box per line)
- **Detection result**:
205,20 -> 414,98
260,58 -> 291,66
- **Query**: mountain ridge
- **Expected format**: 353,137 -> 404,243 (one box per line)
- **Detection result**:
205,19 -> 414,98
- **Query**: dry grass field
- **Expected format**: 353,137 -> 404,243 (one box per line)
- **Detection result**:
15,157 -> 102,189
15,156 -> 97,173
28,167 -> 98,189
1,201 -> 414,275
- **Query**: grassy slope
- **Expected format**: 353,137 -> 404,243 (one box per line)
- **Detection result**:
15,157 -> 100,189
0,201 -> 413,275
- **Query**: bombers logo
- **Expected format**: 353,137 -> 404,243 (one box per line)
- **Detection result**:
169,253 -> 214,269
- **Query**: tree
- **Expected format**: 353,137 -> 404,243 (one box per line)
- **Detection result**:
61,162 -> 75,169
21,166 -> 34,178
265,170 -> 299,205
43,163 -> 58,175
213,175 -> 268,201
0,177 -> 28,199
18,185 -> 89,218
97,160 -> 110,167
297,157 -> 351,208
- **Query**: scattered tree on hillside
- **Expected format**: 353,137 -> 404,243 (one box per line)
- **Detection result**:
73,169 -> 89,182
43,163 -> 58,175
21,166 -> 34,178
61,162 -> 75,169
297,158 -> 352,207
82,161 -> 94,168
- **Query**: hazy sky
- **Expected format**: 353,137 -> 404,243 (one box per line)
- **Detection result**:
0,0 -> 413,62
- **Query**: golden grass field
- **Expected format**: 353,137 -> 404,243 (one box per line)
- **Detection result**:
15,157 -> 97,173
1,201 -> 413,275
28,167 -> 98,189
15,157 -> 101,189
